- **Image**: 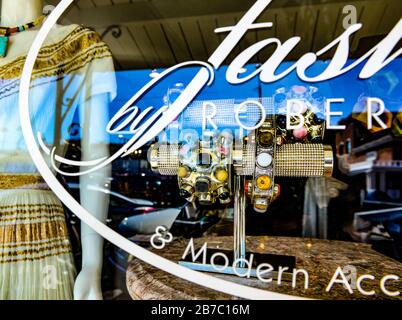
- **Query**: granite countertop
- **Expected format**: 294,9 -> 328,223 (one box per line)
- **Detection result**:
126,236 -> 402,300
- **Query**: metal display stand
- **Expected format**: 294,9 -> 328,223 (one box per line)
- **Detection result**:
233,176 -> 246,267
179,176 -> 296,277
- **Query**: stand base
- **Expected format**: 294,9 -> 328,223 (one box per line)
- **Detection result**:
179,248 -> 296,280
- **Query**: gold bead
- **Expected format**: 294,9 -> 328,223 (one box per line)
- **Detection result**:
178,166 -> 189,178
215,169 -> 229,182
256,175 -> 271,190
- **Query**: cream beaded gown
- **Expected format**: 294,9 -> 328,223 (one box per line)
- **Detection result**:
0,23 -> 116,299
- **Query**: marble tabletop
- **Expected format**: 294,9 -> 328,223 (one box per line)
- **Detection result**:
126,236 -> 402,300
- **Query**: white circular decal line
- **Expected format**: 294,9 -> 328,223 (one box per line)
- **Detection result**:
19,0 -> 308,300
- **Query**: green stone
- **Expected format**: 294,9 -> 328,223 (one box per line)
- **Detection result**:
0,36 -> 9,57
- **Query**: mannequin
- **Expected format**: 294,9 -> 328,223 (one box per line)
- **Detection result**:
1,0 -> 43,26
0,0 -> 113,300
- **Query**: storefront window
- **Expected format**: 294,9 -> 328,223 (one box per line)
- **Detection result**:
0,0 -> 401,303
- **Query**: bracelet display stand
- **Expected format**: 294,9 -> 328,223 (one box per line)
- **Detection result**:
179,176 -> 296,278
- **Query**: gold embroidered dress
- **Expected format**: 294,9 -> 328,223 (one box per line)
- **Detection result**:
0,24 -> 116,300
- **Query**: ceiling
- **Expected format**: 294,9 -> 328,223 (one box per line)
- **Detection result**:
44,0 -> 401,70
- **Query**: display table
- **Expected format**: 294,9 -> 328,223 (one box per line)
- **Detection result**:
126,236 -> 402,300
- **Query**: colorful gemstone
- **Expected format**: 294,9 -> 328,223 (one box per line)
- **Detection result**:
258,131 -> 273,146
257,152 -> 273,167
256,175 -> 271,190
177,166 -> 189,178
293,126 -> 308,139
0,36 -> 9,57
292,85 -> 307,94
215,168 -> 229,182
